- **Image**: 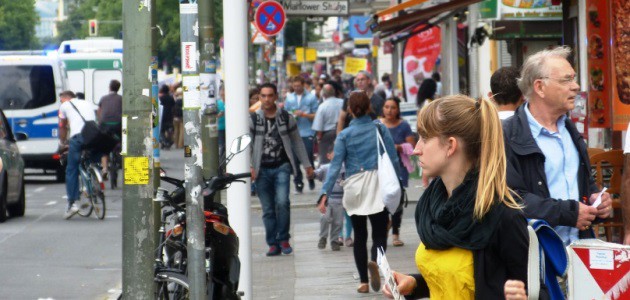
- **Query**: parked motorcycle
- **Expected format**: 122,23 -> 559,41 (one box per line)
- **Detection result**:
154,134 -> 252,299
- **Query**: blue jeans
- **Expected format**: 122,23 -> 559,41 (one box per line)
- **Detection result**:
65,134 -> 84,205
293,136 -> 314,186
65,135 -> 101,207
256,162 -> 292,246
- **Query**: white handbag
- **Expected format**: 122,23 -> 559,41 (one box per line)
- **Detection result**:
341,169 -> 384,216
376,127 -> 401,214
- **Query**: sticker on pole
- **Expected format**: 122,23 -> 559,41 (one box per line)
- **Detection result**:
254,1 -> 286,37
124,157 -> 149,185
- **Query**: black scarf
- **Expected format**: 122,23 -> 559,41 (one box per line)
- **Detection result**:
415,170 -> 505,250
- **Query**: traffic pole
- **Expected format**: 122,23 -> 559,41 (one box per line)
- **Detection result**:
199,0 -> 220,183
223,0 -> 253,298
150,0 -> 162,246
179,1 -> 206,298
121,0 -> 155,298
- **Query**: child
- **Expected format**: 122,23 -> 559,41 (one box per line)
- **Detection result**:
315,145 -> 344,251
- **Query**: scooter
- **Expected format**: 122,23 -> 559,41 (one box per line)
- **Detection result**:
156,134 -> 252,299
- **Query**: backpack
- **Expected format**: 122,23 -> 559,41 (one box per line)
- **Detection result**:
527,219 -> 569,300
249,109 -> 291,138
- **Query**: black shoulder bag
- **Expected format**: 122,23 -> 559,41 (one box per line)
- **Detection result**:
67,101 -> 118,153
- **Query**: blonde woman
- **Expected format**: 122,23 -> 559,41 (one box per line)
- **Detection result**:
383,95 -> 529,299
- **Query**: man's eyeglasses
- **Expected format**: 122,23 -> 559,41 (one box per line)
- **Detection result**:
541,74 -> 578,85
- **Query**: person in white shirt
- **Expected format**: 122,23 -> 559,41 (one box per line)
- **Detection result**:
489,67 -> 524,120
58,91 -> 98,219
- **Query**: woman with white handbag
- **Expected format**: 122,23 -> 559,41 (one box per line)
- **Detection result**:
319,91 -> 401,294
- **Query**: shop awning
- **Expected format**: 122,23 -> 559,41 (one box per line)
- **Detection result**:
373,0 -> 483,35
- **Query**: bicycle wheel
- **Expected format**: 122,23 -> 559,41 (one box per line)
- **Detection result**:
155,271 -> 189,300
89,167 -> 106,220
77,169 -> 93,217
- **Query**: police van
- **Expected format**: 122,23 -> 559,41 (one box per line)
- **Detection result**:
0,54 -> 69,181
58,39 -> 123,106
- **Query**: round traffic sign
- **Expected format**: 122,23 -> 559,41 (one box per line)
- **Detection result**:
254,1 -> 286,37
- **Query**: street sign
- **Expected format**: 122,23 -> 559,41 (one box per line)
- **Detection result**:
282,0 -> 349,16
254,1 -> 286,37
307,16 -> 326,22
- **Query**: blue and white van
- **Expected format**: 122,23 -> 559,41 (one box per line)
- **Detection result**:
0,54 -> 68,181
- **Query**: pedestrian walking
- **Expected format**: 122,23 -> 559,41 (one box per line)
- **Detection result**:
285,76 -> 319,193
379,97 -> 416,247
158,84 -> 175,149
314,145 -> 344,251
249,83 -> 314,256
488,66 -> 524,120
383,95 -> 528,299
311,84 -> 343,165
172,88 -> 184,148
320,91 -> 401,294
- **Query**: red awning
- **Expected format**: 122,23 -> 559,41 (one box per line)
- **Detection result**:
374,0 -> 483,35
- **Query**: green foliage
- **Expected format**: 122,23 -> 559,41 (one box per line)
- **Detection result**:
0,0 -> 39,50
284,17 -> 322,48
55,0 -> 224,67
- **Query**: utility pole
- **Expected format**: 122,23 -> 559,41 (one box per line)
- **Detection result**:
179,1 -> 206,298
122,0 -> 154,298
199,0 -> 219,183
223,1 -> 252,298
468,3 -> 480,99
150,0 -> 161,245
302,20 -> 307,72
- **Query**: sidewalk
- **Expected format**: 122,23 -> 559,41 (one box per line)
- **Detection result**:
160,149 -> 427,299
250,178 -> 425,300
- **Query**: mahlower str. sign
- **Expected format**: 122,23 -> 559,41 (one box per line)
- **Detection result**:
281,0 -> 349,16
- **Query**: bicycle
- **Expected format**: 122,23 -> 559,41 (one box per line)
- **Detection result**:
76,150 -> 106,219
109,144 -> 122,189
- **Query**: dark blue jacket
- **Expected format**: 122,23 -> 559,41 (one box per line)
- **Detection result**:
502,104 -> 600,238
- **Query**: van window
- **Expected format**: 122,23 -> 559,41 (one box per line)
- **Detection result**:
0,65 -> 56,110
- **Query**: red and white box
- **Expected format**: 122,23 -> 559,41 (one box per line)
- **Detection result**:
568,239 -> 630,300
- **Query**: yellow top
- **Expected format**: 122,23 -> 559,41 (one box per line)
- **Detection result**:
415,243 -> 475,300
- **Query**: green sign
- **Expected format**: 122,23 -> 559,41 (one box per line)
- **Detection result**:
480,0 -> 497,19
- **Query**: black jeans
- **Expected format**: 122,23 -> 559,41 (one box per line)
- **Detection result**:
350,210 -> 389,283
391,209 -> 403,235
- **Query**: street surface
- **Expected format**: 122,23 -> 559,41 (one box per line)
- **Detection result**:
0,148 -> 425,299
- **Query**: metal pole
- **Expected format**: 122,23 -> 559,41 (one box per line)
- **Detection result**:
199,0 -> 219,184
302,20 -> 307,72
179,2 -> 206,298
223,0 -> 252,298
468,4 -> 480,98
122,0 -> 154,298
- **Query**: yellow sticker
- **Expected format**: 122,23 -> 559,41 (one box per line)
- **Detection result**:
124,157 -> 150,185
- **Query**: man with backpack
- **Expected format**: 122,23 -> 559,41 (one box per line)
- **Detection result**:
58,90 -> 98,219
249,83 -> 314,256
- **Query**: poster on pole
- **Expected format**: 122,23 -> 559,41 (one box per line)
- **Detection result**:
402,26 -> 441,103
199,73 -> 217,113
343,57 -> 368,76
182,75 -> 200,109
182,42 -> 198,72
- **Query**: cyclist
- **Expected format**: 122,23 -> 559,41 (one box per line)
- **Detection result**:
58,90 -> 100,219
97,80 -> 122,180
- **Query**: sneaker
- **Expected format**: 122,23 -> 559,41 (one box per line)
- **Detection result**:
331,241 -> 341,251
63,203 -> 80,220
345,237 -> 354,247
295,182 -> 304,194
308,179 -> 315,190
280,241 -> 293,255
368,261 -> 381,292
318,237 -> 326,249
266,245 -> 281,256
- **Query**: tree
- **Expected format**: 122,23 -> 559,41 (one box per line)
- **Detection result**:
283,17 -> 322,48
0,0 -> 39,50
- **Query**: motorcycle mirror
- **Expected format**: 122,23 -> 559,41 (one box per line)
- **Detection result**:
229,134 -> 252,155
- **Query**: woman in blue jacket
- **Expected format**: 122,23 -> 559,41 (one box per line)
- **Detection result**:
320,91 -> 401,294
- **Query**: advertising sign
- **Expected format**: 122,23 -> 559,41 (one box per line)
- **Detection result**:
282,0 -> 349,16
348,16 -> 373,39
611,0 -> 630,130
402,26 -> 441,103
586,0 -> 611,128
343,57 -> 368,76
500,0 -> 562,20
